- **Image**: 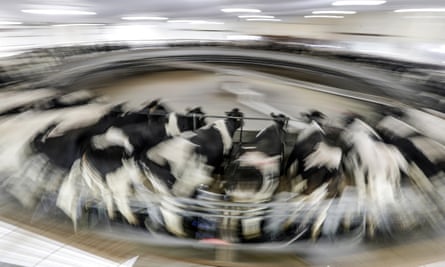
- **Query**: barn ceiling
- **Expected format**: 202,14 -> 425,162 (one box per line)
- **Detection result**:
0,0 -> 444,25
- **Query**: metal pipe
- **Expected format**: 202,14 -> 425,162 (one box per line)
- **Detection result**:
145,111 -> 303,123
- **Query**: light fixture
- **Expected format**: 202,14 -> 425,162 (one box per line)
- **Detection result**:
403,15 -> 445,19
394,8 -> 445,13
167,20 -> 224,24
0,21 -> 23,25
52,23 -> 105,27
312,10 -> 356,14
246,18 -> 282,21
332,1 -> 386,6
21,9 -> 96,15
221,8 -> 261,13
304,15 -> 344,18
238,15 -> 274,18
121,16 -> 168,20
196,21 -> 224,24
167,20 -> 194,23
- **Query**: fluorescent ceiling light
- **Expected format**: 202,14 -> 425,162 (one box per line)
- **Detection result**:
312,10 -> 356,14
121,16 -> 168,20
403,15 -> 445,19
52,23 -> 105,27
0,21 -> 22,25
332,1 -> 386,6
167,20 -> 223,24
394,8 -> 445,13
196,21 -> 224,24
238,15 -> 274,18
221,8 -> 261,13
167,20 -> 195,23
246,18 -> 282,21
304,15 -> 344,18
21,9 -> 96,15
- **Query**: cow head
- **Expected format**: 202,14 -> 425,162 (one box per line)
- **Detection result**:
145,98 -> 161,112
106,103 -> 125,118
270,113 -> 289,130
225,108 -> 244,131
301,110 -> 326,125
143,99 -> 170,124
381,106 -> 405,119
341,112 -> 365,128
185,106 -> 207,130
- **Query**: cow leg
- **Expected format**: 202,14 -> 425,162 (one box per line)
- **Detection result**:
56,159 -> 83,230
173,155 -> 213,197
106,165 -> 138,225
81,156 -> 115,220
286,159 -> 299,179
160,201 -> 186,237
6,154 -> 49,208
311,199 -> 333,240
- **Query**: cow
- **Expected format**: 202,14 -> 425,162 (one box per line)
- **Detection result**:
143,108 -> 244,238
31,99 -> 166,172
0,102 -> 116,208
4,99 -> 165,216
376,107 -> 445,180
285,110 -> 342,195
0,90 -> 96,116
340,114 -> 409,237
375,107 -> 445,229
52,100 -> 171,226
145,108 -> 244,197
0,89 -> 56,117
76,107 -> 207,225
225,113 -> 289,203
214,113 -> 289,243
261,111 -> 343,242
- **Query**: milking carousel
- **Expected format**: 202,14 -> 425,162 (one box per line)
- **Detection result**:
0,40 -> 445,266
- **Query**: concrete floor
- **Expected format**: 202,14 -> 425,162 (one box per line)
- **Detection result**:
94,70 -> 381,130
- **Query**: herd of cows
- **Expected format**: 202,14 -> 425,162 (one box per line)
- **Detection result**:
0,88 -> 444,244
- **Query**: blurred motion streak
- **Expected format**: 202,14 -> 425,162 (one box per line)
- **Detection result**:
0,0 -> 444,266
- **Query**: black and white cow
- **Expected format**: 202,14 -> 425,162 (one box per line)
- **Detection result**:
374,108 -> 445,229
145,108 -> 244,197
376,107 -> 444,181
143,108 -> 244,238
1,102 -> 117,208
209,113 -> 289,243
340,114 -> 409,236
31,99 -> 165,171
77,107 -> 207,225
30,104 -> 125,171
285,111 -> 343,195
0,89 -> 57,117
256,111 -> 344,242
2,99 -> 163,217
0,90 -> 96,116
225,113 -> 289,203
53,100 -> 172,223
